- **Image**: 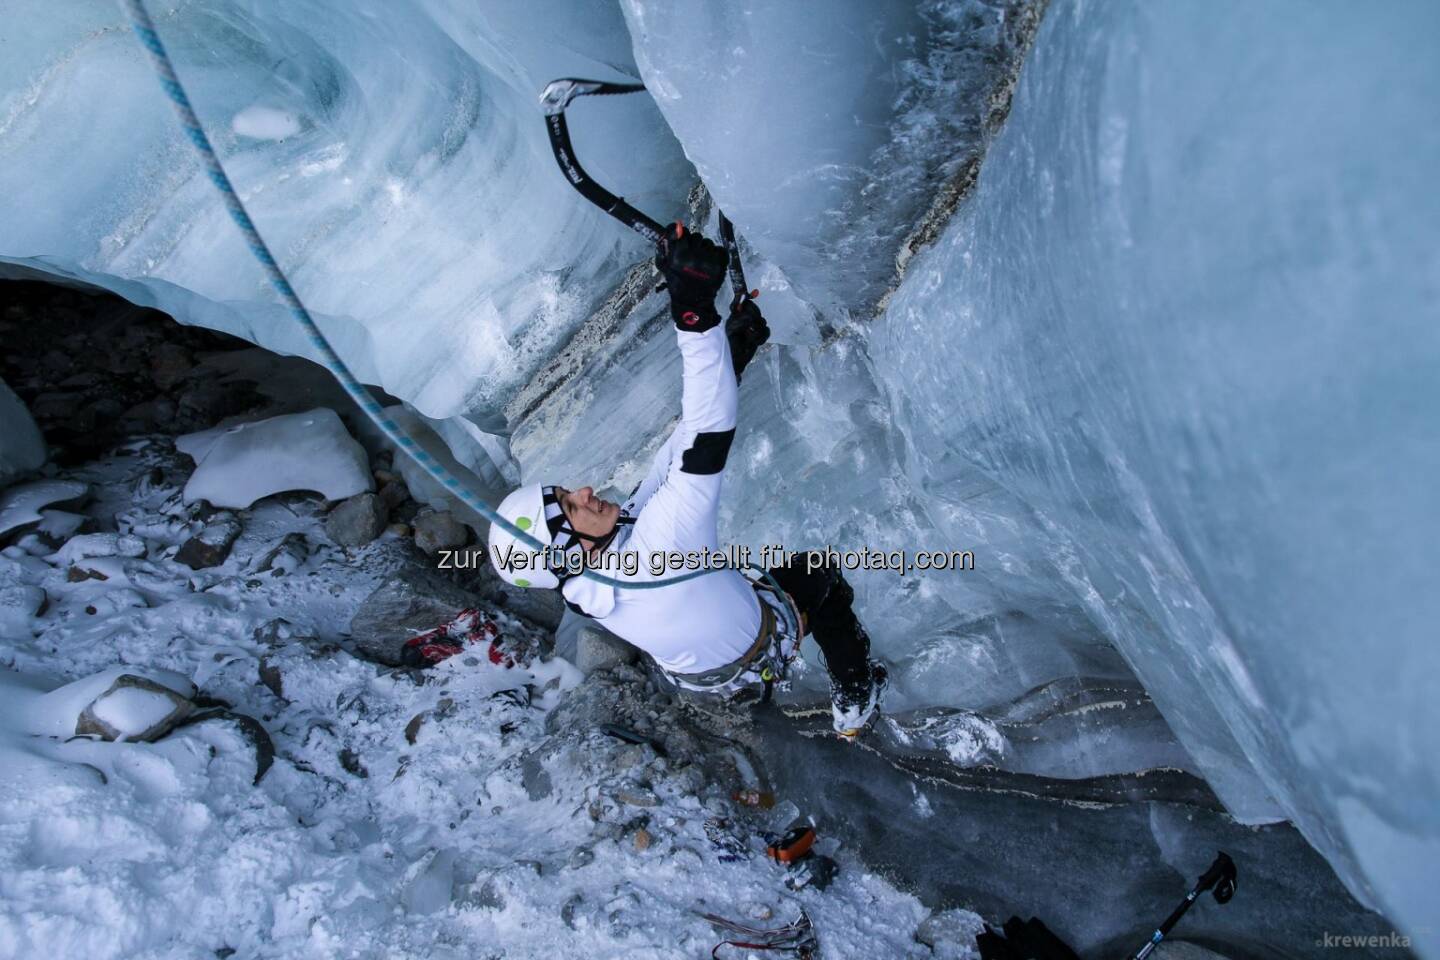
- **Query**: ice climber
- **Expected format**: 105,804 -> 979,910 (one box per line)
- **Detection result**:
488,226 -> 888,738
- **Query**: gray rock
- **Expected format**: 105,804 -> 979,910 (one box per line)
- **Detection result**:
120,397 -> 176,431
176,379 -> 260,425
377,478 -> 410,511
559,893 -> 585,929
253,532 -> 308,575
75,674 -> 194,742
412,510 -> 468,555
520,752 -> 553,801
575,627 -> 638,674
347,568 -> 482,666
30,392 -> 82,423
150,342 -> 193,390
915,908 -> 987,959
615,787 -> 660,807
324,492 -> 387,548
339,747 -> 368,778
175,516 -> 242,569
258,657 -> 285,699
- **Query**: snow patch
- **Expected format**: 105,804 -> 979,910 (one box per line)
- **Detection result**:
178,409 -> 371,509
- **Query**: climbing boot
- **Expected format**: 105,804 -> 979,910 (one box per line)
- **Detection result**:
831,660 -> 888,740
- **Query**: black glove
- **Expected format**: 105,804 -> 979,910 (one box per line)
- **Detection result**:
726,297 -> 770,380
655,225 -> 727,331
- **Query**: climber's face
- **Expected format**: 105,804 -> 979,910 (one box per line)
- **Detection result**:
556,486 -> 620,549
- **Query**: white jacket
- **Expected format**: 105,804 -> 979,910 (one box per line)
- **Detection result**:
561,324 -> 762,674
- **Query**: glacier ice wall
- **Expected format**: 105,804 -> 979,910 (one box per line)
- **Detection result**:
0,0 -> 693,430
622,0 -> 1019,322
865,0 -> 1439,948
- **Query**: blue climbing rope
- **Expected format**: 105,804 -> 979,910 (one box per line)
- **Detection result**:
118,0 -> 734,592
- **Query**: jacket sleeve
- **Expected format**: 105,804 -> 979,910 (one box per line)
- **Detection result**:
627,324 -> 739,559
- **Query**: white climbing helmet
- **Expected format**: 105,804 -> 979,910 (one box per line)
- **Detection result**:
487,483 -> 578,590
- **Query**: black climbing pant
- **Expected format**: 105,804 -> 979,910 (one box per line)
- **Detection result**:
768,551 -> 872,695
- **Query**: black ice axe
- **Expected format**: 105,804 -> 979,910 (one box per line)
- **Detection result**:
1132,852 -> 1237,960
539,78 -> 752,303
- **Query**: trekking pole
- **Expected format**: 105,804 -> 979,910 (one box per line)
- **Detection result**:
1132,852 -> 1237,960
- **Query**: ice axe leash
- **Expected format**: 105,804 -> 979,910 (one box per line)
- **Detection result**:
119,1 -> 735,591
1132,852 -> 1237,960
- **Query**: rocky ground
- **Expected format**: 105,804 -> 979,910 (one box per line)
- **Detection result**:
0,422 -> 978,960
0,281 -> 985,959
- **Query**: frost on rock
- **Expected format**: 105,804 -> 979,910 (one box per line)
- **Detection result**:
48,532 -> 147,565
29,666 -> 196,740
178,408 -> 371,509
0,479 -> 87,539
75,673 -> 194,743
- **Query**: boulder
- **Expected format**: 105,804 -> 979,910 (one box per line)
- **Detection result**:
325,492 -> 388,548
175,379 -> 260,426
575,626 -> 638,674
50,531 -> 147,564
377,478 -> 410,511
149,342 -> 193,390
347,568 -> 483,666
120,397 -> 177,432
412,510 -> 468,554
253,531 -> 308,575
175,516 -> 242,569
915,908 -> 988,960
0,479 -> 88,539
75,674 -> 194,742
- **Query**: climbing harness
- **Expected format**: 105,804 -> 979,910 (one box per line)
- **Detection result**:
117,1 -> 732,593
665,575 -> 804,701
700,910 -> 818,960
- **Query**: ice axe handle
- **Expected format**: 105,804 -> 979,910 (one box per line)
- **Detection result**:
1132,853 -> 1237,960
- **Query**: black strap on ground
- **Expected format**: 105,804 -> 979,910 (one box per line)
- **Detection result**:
540,78 -> 667,244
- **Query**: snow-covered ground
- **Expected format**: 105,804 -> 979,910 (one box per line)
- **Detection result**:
0,438 -> 980,959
